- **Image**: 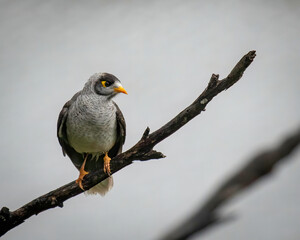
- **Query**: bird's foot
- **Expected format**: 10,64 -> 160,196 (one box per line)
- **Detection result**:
76,168 -> 89,190
76,156 -> 89,190
103,152 -> 111,175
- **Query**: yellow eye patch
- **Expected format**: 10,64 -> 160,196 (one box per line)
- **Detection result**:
101,80 -> 113,88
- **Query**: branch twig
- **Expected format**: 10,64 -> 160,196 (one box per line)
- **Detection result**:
0,51 -> 256,237
159,127 -> 300,240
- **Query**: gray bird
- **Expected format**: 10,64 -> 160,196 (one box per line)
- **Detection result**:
57,72 -> 127,195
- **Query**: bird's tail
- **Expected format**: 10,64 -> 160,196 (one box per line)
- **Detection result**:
85,176 -> 114,196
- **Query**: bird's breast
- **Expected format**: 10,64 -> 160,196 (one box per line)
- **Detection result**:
66,98 -> 117,154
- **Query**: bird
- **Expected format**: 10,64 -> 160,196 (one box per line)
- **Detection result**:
57,72 -> 127,195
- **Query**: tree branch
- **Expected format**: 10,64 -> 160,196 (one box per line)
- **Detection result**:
0,51 -> 256,237
159,126 -> 300,240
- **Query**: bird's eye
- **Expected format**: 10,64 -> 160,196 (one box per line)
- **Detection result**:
101,81 -> 112,88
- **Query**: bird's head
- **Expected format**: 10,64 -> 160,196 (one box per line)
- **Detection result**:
86,72 -> 127,98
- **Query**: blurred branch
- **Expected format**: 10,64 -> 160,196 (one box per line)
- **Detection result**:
159,127 -> 300,240
0,51 -> 256,237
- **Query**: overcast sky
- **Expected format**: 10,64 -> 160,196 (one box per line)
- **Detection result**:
0,0 -> 300,239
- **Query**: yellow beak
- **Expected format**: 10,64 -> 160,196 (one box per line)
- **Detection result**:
114,86 -> 128,94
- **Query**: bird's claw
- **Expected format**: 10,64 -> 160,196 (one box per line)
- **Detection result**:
76,156 -> 89,191
76,163 -> 89,190
103,153 -> 111,175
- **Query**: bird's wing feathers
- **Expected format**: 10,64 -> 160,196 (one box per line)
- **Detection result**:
57,91 -> 84,170
57,91 -> 81,142
108,102 -> 126,158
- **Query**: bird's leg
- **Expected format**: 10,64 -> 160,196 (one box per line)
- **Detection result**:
103,152 -> 111,175
76,154 -> 89,190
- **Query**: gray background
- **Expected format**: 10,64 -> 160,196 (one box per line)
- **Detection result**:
1,0 -> 300,239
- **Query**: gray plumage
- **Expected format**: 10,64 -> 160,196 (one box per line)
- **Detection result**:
57,73 -> 126,195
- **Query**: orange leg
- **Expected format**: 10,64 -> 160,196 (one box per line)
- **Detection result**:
75,154 -> 89,190
103,152 -> 111,175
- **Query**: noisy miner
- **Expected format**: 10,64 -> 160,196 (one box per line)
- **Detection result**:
57,73 -> 127,195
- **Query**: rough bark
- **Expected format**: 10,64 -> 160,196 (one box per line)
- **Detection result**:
0,51 -> 256,237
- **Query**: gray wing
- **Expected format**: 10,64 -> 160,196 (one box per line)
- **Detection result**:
57,91 -> 84,170
108,102 -> 126,158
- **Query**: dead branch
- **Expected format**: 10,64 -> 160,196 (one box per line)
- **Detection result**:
159,126 -> 300,240
0,51 -> 256,237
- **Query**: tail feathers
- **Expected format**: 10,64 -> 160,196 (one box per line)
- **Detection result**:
85,176 -> 114,196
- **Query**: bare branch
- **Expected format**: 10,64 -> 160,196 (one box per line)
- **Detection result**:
0,51 -> 256,237
141,127 -> 151,140
159,127 -> 300,240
